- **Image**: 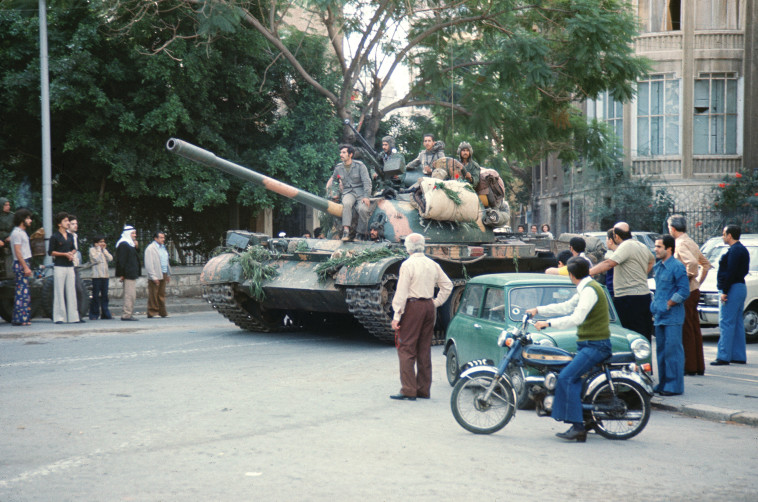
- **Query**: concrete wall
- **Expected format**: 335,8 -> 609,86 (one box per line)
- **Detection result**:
81,265 -> 205,299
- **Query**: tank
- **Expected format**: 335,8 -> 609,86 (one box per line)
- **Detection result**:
166,138 -> 555,343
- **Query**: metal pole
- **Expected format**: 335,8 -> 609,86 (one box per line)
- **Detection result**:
39,0 -> 52,266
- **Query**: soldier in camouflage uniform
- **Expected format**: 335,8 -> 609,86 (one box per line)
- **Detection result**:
326,145 -> 372,241
406,134 -> 445,175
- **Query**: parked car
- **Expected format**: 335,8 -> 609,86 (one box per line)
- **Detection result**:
582,231 -> 660,253
443,273 -> 654,408
700,234 -> 758,257
697,237 -> 758,342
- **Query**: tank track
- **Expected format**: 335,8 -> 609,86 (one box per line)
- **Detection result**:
345,274 -> 398,344
345,275 -> 460,346
203,283 -> 283,333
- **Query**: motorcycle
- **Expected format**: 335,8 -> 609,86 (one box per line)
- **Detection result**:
450,313 -> 654,439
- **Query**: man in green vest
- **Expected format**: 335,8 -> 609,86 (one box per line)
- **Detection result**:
526,257 -> 612,442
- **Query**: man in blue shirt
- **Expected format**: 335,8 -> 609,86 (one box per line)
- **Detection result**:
651,235 -> 690,395
713,224 -> 750,365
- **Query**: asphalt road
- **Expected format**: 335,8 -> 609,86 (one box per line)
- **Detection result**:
1,313 -> 757,501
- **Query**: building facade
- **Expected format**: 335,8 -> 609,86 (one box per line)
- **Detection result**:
531,0 -> 757,238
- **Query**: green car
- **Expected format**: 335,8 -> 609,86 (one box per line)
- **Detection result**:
443,273 -> 654,408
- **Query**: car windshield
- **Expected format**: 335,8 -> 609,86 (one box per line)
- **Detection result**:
507,285 -> 616,322
705,244 -> 758,271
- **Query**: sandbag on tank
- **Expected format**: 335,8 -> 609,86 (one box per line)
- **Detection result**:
419,178 -> 480,222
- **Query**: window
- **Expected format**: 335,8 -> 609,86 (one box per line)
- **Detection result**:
636,74 -> 680,156
588,91 -> 624,147
457,284 -> 483,317
638,0 -> 681,32
482,288 -> 505,322
693,74 -> 738,155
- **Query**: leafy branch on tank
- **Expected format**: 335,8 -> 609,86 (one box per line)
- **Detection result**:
431,181 -> 471,205
315,247 -> 408,282
228,245 -> 280,302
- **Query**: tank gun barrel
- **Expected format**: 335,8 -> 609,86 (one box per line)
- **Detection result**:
343,119 -> 378,157
166,138 -> 342,218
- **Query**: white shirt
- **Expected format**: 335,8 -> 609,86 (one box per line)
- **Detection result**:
535,276 -> 599,330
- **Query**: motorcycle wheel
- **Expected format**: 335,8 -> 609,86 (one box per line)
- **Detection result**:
450,372 -> 516,434
586,378 -> 650,440
506,363 -> 532,409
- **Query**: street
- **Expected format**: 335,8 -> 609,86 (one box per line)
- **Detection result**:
1,312 -> 757,501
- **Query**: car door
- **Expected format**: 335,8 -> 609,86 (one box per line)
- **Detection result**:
468,286 -> 508,364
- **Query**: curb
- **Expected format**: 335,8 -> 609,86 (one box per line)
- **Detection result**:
652,398 -> 758,428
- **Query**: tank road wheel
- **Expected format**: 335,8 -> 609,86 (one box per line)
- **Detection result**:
345,274 -> 397,344
203,284 -> 286,333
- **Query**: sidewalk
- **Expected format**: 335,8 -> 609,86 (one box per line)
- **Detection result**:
649,329 -> 758,428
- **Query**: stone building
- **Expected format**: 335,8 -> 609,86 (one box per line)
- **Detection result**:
530,0 -> 758,237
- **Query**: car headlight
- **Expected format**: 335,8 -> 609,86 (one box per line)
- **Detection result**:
701,293 -> 720,307
630,338 -> 652,360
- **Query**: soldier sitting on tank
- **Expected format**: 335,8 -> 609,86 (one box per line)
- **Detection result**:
457,141 -> 480,188
325,145 -> 372,241
373,136 -> 405,191
406,134 -> 445,175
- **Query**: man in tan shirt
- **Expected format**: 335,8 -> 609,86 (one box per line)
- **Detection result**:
668,215 -> 712,375
390,233 -> 452,400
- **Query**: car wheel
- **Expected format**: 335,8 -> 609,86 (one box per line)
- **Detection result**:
446,345 -> 460,386
743,307 -> 758,343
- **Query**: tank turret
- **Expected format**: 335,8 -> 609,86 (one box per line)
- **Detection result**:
167,138 -> 493,244
166,138 -> 554,343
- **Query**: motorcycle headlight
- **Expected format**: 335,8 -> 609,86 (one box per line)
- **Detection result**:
630,338 -> 652,360
497,330 -> 508,347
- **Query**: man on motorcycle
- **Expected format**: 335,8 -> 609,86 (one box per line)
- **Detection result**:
526,257 -> 612,442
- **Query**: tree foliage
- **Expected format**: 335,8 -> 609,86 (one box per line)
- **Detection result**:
0,1 -> 341,256
108,0 -> 649,152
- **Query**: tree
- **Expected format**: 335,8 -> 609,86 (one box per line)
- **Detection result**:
108,0 -> 648,153
1,1 -> 340,256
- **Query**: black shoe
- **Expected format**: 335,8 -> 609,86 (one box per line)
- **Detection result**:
389,394 -> 416,401
555,426 -> 587,442
121,317 -> 139,321
684,372 -> 696,376
710,359 -> 730,366
55,321 -> 63,324
75,319 -> 86,323
658,390 -> 681,396
731,360 -> 746,364
417,395 -> 430,399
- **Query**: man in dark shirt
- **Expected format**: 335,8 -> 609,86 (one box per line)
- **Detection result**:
713,224 -> 750,365
48,211 -> 81,323
115,225 -> 141,321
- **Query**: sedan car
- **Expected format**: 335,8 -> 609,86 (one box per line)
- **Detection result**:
443,273 -> 653,408
696,237 -> 758,342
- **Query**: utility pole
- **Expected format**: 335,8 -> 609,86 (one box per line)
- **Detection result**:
39,0 -> 52,266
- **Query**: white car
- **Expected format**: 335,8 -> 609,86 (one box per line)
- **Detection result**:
697,237 -> 758,343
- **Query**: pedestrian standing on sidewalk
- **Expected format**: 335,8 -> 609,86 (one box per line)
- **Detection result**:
88,235 -> 113,320
668,215 -> 711,375
712,224 -> 750,366
390,233 -> 452,400
115,225 -> 140,321
10,209 -> 33,326
590,222 -> 655,341
68,215 -> 83,314
48,212 -> 81,324
651,235 -> 690,396
144,231 -> 171,318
